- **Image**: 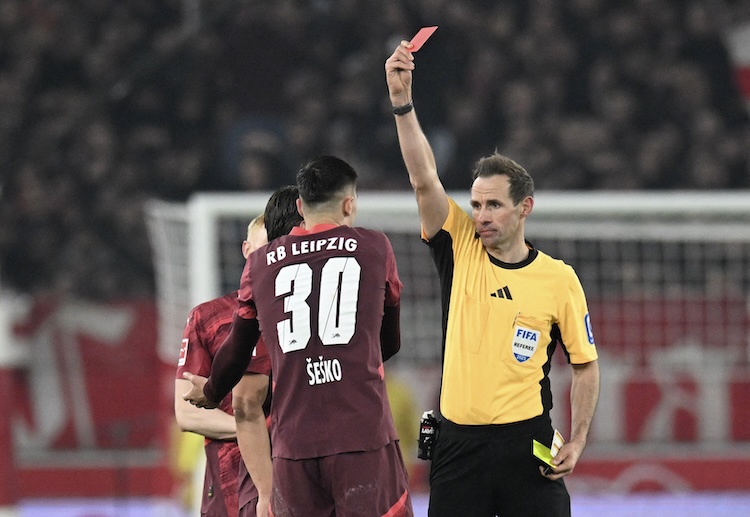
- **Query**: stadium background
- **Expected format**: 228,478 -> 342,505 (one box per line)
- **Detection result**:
2,1 -> 750,515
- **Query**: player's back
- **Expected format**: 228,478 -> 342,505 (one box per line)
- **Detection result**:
241,224 -> 401,460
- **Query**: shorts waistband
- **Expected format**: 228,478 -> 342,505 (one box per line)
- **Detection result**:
440,414 -> 550,438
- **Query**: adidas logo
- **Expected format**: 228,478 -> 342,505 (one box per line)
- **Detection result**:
490,286 -> 513,300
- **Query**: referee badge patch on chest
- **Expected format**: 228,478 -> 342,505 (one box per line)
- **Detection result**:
512,325 -> 540,363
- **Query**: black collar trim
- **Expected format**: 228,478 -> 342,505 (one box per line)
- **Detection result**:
487,240 -> 538,269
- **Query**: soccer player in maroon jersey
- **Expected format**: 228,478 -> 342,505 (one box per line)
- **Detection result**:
175,215 -> 270,517
176,186 -> 303,517
184,156 -> 413,516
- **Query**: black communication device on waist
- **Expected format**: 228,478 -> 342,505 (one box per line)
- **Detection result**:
417,410 -> 440,460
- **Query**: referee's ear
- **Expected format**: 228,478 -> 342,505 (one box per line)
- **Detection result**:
520,196 -> 534,219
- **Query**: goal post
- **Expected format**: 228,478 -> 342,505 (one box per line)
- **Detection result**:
146,190 -> 750,365
186,191 -> 446,303
145,191 -> 432,363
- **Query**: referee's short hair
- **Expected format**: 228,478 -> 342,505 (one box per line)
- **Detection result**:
472,152 -> 534,205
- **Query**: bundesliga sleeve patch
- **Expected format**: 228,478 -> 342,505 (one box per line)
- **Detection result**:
512,325 -> 540,363
178,338 -> 188,366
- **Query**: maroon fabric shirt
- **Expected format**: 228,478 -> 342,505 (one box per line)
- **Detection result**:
176,292 -> 271,516
177,291 -> 272,403
237,224 -> 402,460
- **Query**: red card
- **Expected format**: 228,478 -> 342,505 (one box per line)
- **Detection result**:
409,26 -> 438,52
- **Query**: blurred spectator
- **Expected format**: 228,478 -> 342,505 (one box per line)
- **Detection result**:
1,0 -> 749,300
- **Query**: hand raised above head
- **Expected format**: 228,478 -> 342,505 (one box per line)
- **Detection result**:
385,41 -> 415,105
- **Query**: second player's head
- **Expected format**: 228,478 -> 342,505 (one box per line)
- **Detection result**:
243,214 -> 267,258
264,185 -> 303,241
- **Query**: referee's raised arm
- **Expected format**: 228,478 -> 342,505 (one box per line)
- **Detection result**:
386,41 -> 448,240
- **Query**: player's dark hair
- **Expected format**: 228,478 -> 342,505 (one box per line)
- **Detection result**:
471,152 -> 534,205
264,185 -> 303,240
296,156 -> 358,206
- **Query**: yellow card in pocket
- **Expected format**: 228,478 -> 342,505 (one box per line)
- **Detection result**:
532,440 -> 555,469
532,429 -> 565,472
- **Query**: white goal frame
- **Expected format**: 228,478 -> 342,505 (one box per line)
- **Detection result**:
146,189 -> 750,364
170,190 -> 750,304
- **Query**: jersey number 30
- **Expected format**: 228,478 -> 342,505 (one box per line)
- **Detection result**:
275,257 -> 361,353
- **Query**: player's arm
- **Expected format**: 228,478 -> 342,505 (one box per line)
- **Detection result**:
204,313 -> 261,402
380,304 -> 401,361
232,374 -> 272,515
186,253 -> 266,407
174,378 -> 236,440
385,41 -> 449,239
545,359 -> 600,480
380,239 -> 403,362
183,312 -> 261,407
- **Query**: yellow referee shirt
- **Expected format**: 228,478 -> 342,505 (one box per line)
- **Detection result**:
425,197 -> 599,425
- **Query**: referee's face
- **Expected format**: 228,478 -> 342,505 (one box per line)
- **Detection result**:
470,175 -> 526,250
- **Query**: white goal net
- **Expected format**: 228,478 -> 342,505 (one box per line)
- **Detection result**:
146,190 -> 750,367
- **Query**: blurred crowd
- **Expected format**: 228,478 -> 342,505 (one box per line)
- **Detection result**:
1,0 -> 749,299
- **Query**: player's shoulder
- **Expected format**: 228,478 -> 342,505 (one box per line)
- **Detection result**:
350,226 -> 395,252
350,225 -> 389,240
189,292 -> 238,320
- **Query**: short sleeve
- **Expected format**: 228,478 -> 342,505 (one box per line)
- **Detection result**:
176,307 -> 211,378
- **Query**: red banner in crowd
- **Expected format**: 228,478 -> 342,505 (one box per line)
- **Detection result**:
6,297 -> 176,498
3,295 -> 750,497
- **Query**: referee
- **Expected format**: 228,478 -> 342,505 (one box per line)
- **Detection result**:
386,41 -> 600,517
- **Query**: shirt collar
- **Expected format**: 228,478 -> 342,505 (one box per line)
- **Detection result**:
289,223 -> 339,236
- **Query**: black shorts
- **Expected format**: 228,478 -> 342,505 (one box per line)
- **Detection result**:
428,415 -> 570,517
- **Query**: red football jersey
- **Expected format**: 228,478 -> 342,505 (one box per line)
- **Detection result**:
177,291 -> 271,414
177,291 -> 272,516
